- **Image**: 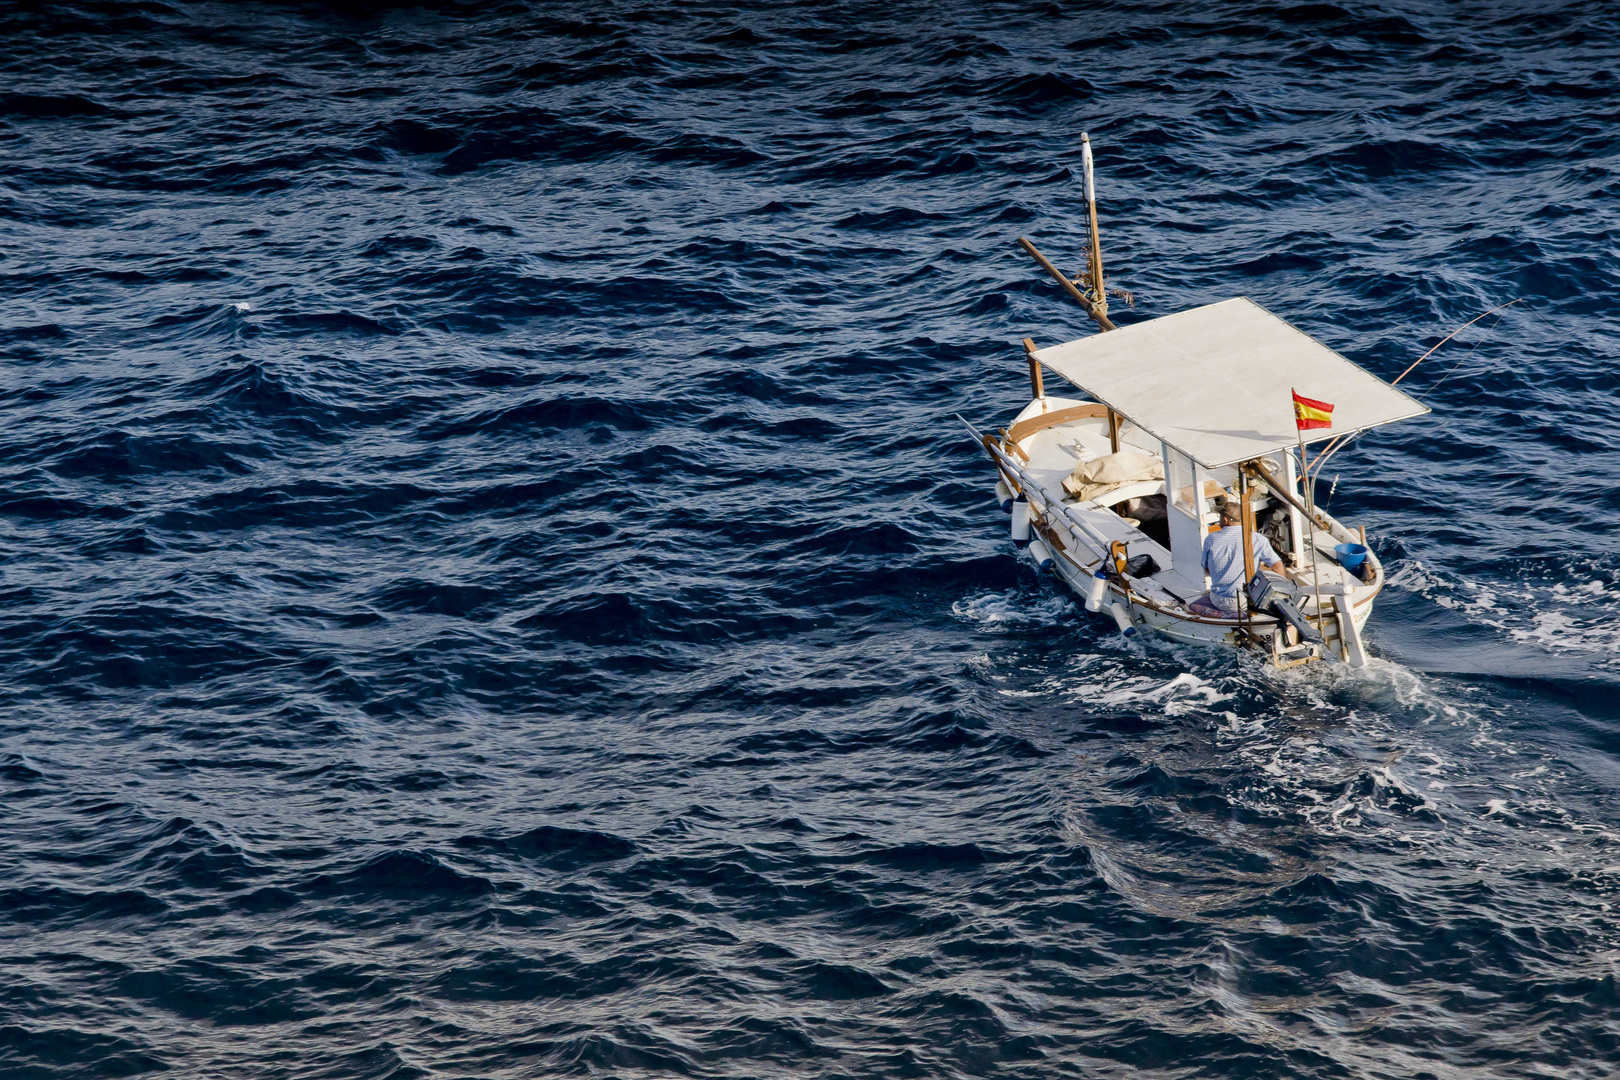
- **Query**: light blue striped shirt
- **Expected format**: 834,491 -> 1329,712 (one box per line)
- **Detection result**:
1202,526 -> 1279,599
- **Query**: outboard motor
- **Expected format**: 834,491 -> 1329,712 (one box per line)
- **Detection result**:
1246,571 -> 1324,648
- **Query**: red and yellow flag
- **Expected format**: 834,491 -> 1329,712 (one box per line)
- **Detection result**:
1292,389 -> 1334,431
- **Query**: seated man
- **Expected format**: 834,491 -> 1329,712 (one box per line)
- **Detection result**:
1189,498 -> 1295,617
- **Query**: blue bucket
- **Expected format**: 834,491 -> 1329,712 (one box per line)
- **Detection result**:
1334,543 -> 1369,572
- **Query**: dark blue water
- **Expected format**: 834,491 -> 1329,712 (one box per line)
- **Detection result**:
3,2 -> 1619,1076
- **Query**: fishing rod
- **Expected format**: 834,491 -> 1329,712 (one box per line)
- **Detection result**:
1393,297 -> 1523,385
1307,297 -> 1524,481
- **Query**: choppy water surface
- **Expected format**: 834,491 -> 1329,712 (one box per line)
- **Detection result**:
3,2 -> 1619,1077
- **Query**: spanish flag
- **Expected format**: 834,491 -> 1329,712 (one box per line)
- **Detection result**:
1292,389 -> 1334,431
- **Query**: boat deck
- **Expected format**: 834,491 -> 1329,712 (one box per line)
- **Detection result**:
1006,396 -> 1377,626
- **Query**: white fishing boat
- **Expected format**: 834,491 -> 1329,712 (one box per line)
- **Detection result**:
970,135 -> 1431,668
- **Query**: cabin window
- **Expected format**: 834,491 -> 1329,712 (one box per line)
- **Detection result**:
1161,441 -> 1209,582
1165,446 -> 1198,520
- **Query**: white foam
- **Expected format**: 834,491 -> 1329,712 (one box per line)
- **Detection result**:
951,589 -> 1075,629
1386,563 -> 1613,663
1389,560 -> 1620,665
975,559 -> 1614,854
1508,609 -> 1620,656
1136,672 -> 1233,715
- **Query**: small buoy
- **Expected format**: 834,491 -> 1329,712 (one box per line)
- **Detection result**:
994,480 -> 1013,514
1010,497 -> 1030,547
1027,538 -> 1053,571
1085,567 -> 1110,612
1108,603 -> 1137,636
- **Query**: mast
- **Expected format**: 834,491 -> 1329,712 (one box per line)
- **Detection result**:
1014,131 -> 1118,333
1081,132 -> 1109,328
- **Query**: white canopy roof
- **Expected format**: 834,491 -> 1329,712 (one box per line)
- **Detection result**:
1031,297 -> 1429,469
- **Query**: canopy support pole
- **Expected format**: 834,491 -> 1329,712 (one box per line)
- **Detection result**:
1021,337 -> 1044,405
1238,469 -> 1256,640
1283,453 -> 1305,567
1239,470 -> 1257,582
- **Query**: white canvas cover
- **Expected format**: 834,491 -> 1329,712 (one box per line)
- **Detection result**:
1031,298 -> 1429,468
1061,450 -> 1163,501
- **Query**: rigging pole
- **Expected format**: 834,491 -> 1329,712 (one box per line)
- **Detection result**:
1017,237 -> 1116,332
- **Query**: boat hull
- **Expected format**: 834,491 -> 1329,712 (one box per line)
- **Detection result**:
978,397 -> 1382,667
1043,530 -> 1374,652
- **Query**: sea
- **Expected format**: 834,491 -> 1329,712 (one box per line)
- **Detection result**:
2,2 -> 1618,1077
